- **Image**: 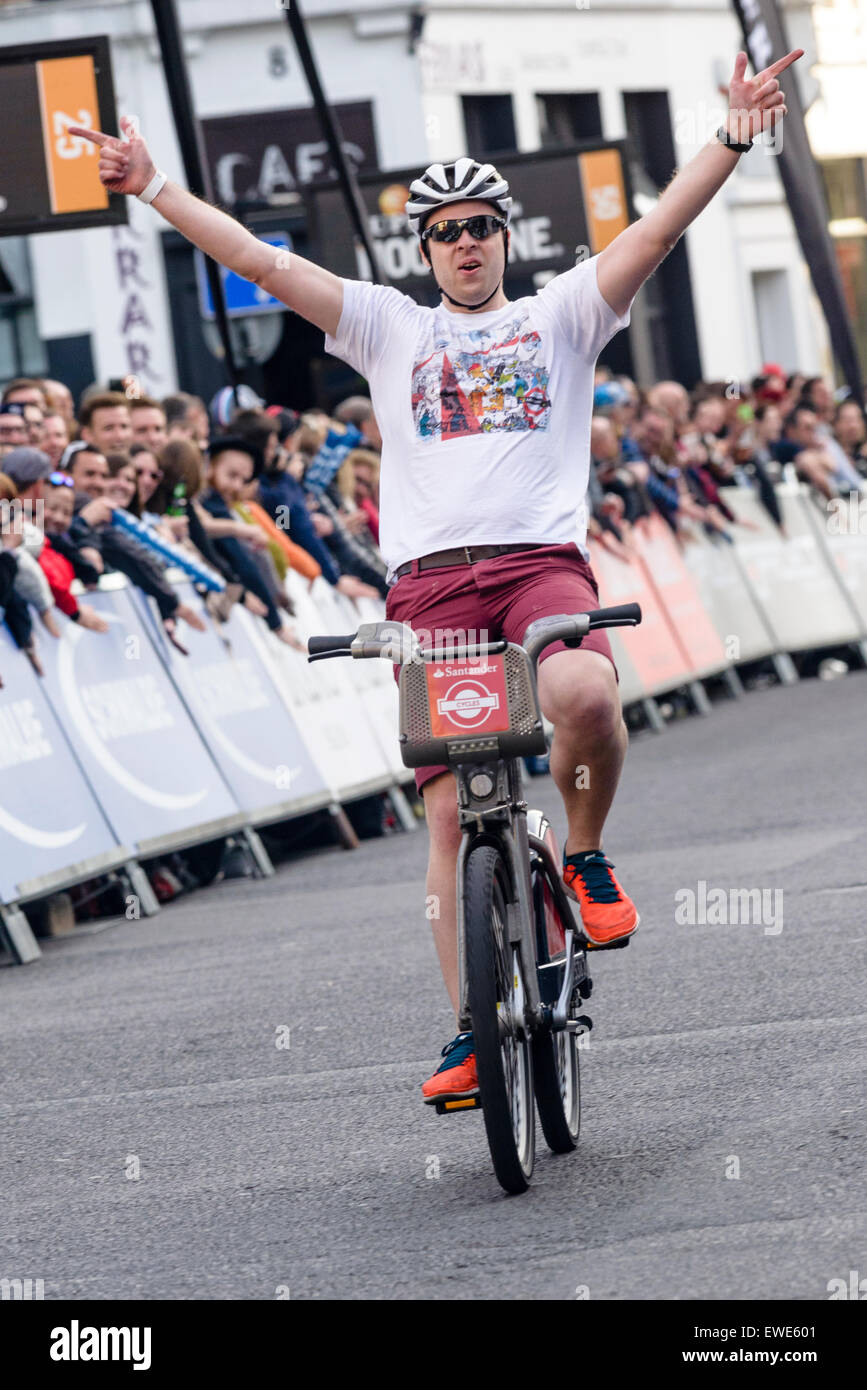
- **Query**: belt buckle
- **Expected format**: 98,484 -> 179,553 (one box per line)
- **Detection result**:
464,546 -> 474,565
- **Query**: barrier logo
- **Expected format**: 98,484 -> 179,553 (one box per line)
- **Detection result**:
426,656 -> 510,737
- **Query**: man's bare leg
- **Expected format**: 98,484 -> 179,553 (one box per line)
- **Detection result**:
536,648 -> 627,856
421,647 -> 627,1016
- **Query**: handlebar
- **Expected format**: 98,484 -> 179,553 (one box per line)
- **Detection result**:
308,633 -> 356,655
306,603 -> 642,666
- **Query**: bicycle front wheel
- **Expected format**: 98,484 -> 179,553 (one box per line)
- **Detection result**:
531,866 -> 581,1152
464,844 -> 535,1194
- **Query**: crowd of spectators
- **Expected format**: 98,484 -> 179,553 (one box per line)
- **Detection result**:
3,362 -> 867,677
2,362 -> 866,903
586,362 -> 867,555
0,375 -> 388,679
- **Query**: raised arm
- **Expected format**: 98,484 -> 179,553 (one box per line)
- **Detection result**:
596,49 -> 803,317
67,116 -> 344,337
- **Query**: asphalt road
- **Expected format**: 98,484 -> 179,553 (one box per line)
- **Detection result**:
2,671 -> 865,1301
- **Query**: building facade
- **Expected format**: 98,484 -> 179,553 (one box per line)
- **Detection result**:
0,0 -> 841,406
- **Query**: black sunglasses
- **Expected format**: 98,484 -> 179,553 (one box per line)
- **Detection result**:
421,214 -> 506,244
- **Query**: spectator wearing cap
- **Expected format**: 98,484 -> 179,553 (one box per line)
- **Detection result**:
0,445 -> 54,502
78,392 -> 133,456
130,396 -> 168,454
334,395 -> 382,452
200,436 -> 302,645
593,379 -> 642,462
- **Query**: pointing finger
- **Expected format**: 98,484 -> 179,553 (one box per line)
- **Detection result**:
757,47 -> 804,82
65,125 -> 115,149
733,50 -> 748,82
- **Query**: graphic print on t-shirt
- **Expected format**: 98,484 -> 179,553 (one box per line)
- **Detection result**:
411,308 -> 552,440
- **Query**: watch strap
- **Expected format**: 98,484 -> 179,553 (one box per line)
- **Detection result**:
716,125 -> 753,154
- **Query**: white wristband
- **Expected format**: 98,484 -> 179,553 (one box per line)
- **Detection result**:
138,169 -> 168,205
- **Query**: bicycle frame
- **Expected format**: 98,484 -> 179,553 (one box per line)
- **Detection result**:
307,603 -> 641,1036
453,754 -> 540,1034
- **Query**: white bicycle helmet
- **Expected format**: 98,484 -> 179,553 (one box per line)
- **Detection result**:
405,158 -> 513,236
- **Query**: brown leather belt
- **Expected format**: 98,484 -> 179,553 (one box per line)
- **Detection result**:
393,543 -> 548,580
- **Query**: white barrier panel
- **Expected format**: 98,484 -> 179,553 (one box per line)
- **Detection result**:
589,540 -> 693,697
0,622 -> 125,904
679,520 -> 774,664
243,571 -> 395,798
36,580 -> 243,855
725,486 -> 862,650
134,582 -> 332,824
319,588 -> 415,783
803,492 -> 867,631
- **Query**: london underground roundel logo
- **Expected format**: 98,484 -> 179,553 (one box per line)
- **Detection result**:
437,678 -> 500,727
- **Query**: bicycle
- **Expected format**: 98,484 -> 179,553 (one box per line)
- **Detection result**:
307,601 -> 642,1194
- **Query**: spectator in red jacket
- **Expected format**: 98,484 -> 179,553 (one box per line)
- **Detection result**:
39,475 -> 109,632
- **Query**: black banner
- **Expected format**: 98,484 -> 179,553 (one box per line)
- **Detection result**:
305,143 -> 630,302
201,101 -> 377,210
730,0 -> 863,397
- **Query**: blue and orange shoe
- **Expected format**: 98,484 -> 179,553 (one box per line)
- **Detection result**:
421,1031 -> 479,1104
562,848 -> 639,947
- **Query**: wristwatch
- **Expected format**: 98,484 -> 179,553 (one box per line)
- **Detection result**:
716,125 -> 753,154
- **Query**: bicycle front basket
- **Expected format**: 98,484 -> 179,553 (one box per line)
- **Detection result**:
397,645 -> 547,768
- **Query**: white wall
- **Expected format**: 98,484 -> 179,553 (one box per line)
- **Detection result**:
3,0 -> 427,392
419,0 -> 828,382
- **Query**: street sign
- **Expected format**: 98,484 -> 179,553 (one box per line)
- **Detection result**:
194,232 -> 292,319
0,36 -> 126,237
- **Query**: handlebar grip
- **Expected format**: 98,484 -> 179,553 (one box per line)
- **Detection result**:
586,603 -> 642,628
307,633 -> 355,655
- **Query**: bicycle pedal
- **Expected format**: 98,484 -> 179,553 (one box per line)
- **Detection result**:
566,1015 -> 593,1034
433,1096 -> 482,1115
582,934 -> 631,951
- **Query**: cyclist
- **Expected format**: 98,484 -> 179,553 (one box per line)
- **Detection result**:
70,47 -> 799,1103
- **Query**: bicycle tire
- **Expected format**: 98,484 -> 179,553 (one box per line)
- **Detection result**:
464,844 -> 535,1194
531,866 -> 581,1152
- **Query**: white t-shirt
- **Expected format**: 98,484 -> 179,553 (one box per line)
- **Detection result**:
325,254 -> 631,584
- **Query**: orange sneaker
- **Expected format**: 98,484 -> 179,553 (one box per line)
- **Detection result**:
562,849 -> 638,947
421,1032 -> 479,1104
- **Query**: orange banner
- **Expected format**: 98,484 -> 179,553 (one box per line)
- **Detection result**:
578,148 -> 629,253
589,540 -> 692,693
37,56 -> 107,215
630,515 -> 729,677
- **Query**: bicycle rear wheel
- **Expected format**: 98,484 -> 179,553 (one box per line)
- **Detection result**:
464,844 -> 535,1194
531,866 -> 581,1152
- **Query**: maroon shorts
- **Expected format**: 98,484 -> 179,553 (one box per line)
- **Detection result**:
385,542 -> 617,796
